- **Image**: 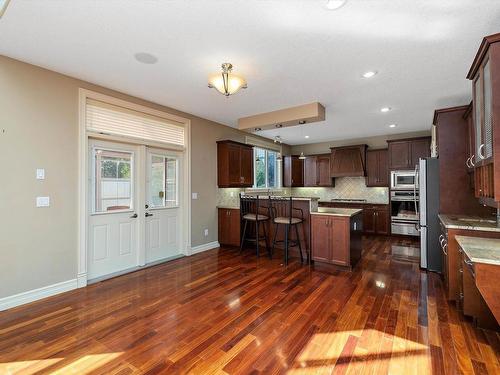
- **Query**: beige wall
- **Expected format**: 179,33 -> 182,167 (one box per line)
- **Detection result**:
0,55 -> 285,298
290,131 -> 431,155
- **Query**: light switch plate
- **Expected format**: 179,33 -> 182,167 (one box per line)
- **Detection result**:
192,192 -> 198,199
36,168 -> 45,180
36,196 -> 50,207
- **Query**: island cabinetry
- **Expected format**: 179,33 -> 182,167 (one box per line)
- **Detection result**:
311,212 -> 362,269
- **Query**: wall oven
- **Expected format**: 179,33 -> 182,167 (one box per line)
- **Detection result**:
391,170 -> 418,190
390,190 -> 419,237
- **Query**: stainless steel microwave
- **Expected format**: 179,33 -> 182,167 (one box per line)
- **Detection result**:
390,170 -> 418,190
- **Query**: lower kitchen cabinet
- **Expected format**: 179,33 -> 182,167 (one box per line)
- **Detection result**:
311,213 -> 362,269
319,202 -> 389,235
218,208 -> 240,247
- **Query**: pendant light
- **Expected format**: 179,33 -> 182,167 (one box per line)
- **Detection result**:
298,152 -> 306,160
208,63 -> 247,96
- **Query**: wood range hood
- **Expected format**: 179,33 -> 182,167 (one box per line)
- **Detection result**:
238,102 -> 325,132
330,144 -> 368,177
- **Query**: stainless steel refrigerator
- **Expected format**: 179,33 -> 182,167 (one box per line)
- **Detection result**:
418,158 -> 441,272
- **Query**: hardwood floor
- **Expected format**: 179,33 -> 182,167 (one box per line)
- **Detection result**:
0,236 -> 499,374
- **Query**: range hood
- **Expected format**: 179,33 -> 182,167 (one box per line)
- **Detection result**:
330,144 -> 367,177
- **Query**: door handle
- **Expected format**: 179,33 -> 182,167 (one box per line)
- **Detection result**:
145,212 -> 154,217
130,213 -> 138,218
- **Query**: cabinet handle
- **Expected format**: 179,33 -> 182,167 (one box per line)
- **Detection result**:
442,243 -> 448,255
464,258 -> 473,267
478,144 -> 485,160
466,157 -> 472,168
470,155 -> 475,167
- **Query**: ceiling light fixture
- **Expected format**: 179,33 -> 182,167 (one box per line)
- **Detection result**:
277,153 -> 282,162
275,123 -> 283,128
208,63 -> 247,97
0,0 -> 10,18
305,135 -> 310,139
254,127 -> 262,131
380,107 -> 391,113
362,71 -> 377,78
389,124 -> 397,128
134,52 -> 158,64
325,0 -> 347,10
299,120 -> 306,125
298,152 -> 306,160
274,136 -> 282,144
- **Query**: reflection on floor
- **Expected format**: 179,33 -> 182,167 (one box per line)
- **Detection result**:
0,236 -> 499,374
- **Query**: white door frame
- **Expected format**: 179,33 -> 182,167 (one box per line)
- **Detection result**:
77,88 -> 191,287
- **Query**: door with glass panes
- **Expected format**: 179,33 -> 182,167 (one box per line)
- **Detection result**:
88,140 -> 182,280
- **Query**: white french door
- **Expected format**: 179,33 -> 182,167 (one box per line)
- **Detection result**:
87,139 -> 183,281
145,149 -> 182,263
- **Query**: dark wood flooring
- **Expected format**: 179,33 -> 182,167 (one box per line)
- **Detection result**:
0,236 -> 499,374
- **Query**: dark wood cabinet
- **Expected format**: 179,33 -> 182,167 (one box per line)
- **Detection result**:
330,145 -> 367,177
467,33 -> 500,207
311,213 -> 362,268
218,208 -> 240,246
304,154 -> 334,187
387,137 -> 431,170
283,155 -> 304,187
366,149 -> 388,187
217,141 -> 254,188
319,202 -> 389,235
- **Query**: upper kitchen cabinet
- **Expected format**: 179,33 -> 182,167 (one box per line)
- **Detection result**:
217,140 -> 254,188
387,137 -> 431,170
330,145 -> 367,177
366,149 -> 388,187
283,155 -> 304,187
304,154 -> 334,187
467,33 -> 500,207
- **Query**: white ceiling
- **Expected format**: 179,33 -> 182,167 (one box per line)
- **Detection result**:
1,0 -> 499,145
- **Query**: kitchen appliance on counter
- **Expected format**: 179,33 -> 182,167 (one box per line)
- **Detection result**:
417,158 -> 441,272
390,170 -> 418,190
390,190 -> 419,236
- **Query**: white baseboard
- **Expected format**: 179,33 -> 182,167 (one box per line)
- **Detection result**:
77,273 -> 87,288
0,279 -> 78,312
190,241 -> 220,255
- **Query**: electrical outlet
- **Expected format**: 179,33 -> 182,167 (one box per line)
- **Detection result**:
204,229 -> 209,236
36,196 -> 50,207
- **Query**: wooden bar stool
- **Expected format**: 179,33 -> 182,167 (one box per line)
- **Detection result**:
239,194 -> 271,258
269,197 -> 305,265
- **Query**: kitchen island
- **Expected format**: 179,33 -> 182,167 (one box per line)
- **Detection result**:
310,207 -> 363,269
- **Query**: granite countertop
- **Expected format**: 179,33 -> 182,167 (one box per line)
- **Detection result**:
318,200 -> 389,205
310,207 -> 363,217
455,235 -> 500,265
439,214 -> 500,233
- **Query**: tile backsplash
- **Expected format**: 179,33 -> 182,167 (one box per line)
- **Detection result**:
217,177 -> 389,207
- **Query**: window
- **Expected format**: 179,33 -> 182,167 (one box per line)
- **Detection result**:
93,149 -> 133,212
254,147 -> 279,188
149,154 -> 179,208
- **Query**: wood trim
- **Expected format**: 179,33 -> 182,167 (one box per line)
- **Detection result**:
386,136 -> 432,143
467,32 -> 500,80
433,105 -> 469,125
216,140 -> 253,149
462,101 -> 473,120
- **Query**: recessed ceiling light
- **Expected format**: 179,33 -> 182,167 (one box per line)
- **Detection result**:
305,135 -> 310,139
254,127 -> 262,131
325,0 -> 347,10
389,124 -> 397,128
380,107 -> 391,113
362,71 -> 377,78
299,120 -> 306,124
134,52 -> 158,65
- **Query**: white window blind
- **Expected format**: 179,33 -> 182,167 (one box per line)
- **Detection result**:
86,99 -> 185,147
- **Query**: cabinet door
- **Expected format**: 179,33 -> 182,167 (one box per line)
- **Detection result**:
227,144 -> 242,186
240,146 -> 254,187
365,151 -> 379,187
317,155 -> 333,186
330,217 -> 349,266
291,157 -> 304,186
311,215 -> 331,263
227,209 -> 241,246
363,209 -> 376,234
304,156 -> 318,187
218,209 -> 230,245
388,141 -> 410,169
377,150 -> 389,186
410,138 -> 431,166
375,209 -> 389,235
